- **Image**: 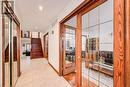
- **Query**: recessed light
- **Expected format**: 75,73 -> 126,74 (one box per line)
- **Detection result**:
38,5 -> 43,11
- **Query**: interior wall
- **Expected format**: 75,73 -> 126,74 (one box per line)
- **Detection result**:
31,32 -> 39,38
48,24 -> 59,72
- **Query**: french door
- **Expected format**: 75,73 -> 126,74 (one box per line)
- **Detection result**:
60,0 -> 125,87
61,15 -> 77,75
81,0 -> 114,86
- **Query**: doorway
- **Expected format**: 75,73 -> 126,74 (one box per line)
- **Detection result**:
44,33 -> 49,59
60,0 -> 125,87
81,0 -> 114,86
60,15 -> 77,86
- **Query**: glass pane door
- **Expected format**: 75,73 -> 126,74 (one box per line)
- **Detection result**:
3,16 -> 19,87
2,1 -> 19,87
63,16 -> 77,87
4,14 -> 10,87
12,21 -> 18,87
81,0 -> 114,87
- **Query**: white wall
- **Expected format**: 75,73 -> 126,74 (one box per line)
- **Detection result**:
0,1 -> 2,86
48,24 -> 59,72
31,32 -> 39,38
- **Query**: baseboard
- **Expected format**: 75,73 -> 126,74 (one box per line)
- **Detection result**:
48,62 -> 59,75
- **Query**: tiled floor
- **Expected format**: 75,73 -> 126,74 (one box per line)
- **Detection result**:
15,57 -> 71,87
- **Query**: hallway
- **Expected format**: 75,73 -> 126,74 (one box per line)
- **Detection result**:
15,58 -> 71,87
0,0 -> 129,87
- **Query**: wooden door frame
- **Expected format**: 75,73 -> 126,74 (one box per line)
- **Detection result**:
2,16 -> 21,87
59,0 -> 126,87
16,25 -> 21,77
59,0 -> 107,86
2,1 -> 21,87
43,33 -> 49,59
125,0 -> 130,86
114,0 -> 125,87
2,13 -> 5,87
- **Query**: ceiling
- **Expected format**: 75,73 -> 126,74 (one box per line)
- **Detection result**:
15,0 -> 70,32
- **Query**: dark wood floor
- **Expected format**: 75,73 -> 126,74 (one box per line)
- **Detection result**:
64,72 -> 97,87
64,72 -> 76,87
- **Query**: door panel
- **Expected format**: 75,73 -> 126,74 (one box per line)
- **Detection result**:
81,0 -> 114,87
62,16 -> 77,75
3,14 -> 10,87
63,28 -> 76,75
12,21 -> 18,87
2,2 -> 20,87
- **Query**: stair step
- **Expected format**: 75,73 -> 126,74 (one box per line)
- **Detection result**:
31,38 -> 43,59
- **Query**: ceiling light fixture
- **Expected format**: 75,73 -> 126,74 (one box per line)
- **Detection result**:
38,5 -> 43,11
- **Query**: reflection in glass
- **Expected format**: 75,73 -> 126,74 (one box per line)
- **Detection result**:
81,0 -> 113,87
12,21 -> 18,86
4,15 -> 10,87
65,28 -> 75,64
63,16 -> 77,86
21,31 -> 30,38
63,26 -> 76,76
22,43 -> 31,56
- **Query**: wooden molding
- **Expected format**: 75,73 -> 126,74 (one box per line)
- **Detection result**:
125,0 -> 130,86
60,0 -> 94,23
59,23 -> 64,76
75,14 -> 82,87
114,0 -> 125,87
59,0 -> 109,87
48,61 -> 59,75
64,25 -> 76,30
2,14 -> 5,87
16,25 -> 21,77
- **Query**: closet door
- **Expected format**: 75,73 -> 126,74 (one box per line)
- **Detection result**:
62,16 -> 77,75
12,21 -> 18,87
3,14 -> 10,87
2,1 -> 20,87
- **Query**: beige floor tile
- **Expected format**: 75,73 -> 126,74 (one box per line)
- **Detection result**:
15,57 -> 71,87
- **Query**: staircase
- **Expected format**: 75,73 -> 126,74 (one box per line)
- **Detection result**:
31,38 -> 43,59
